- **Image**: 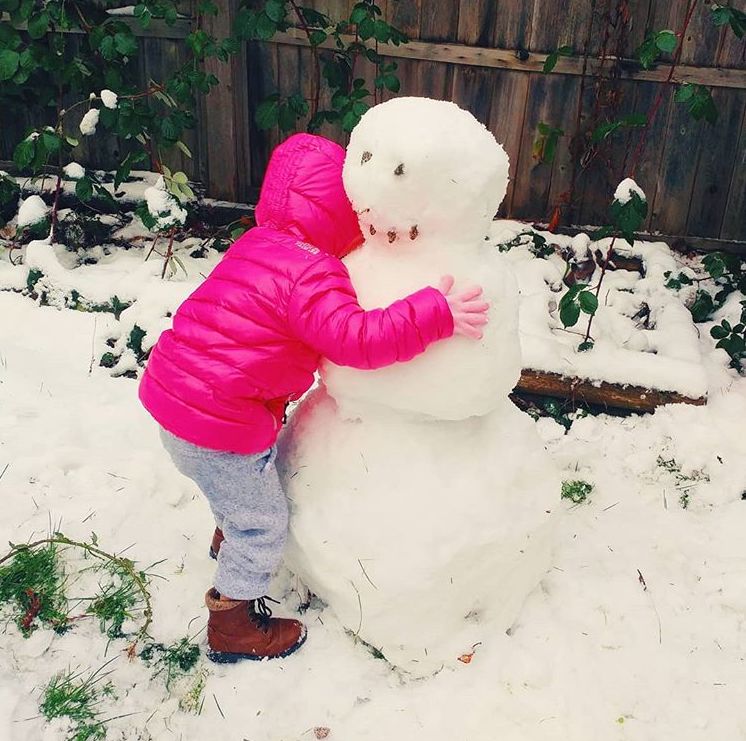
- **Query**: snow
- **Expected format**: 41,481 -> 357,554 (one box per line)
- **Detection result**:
144,176 -> 188,230
16,194 -> 48,228
79,108 -> 100,136
490,220 -> 715,398
280,98 -> 558,674
614,177 -> 646,204
1,288 -> 745,739
100,89 -> 118,110
62,162 -> 85,180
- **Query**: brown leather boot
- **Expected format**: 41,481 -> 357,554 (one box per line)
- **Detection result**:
209,528 -> 224,560
205,588 -> 306,663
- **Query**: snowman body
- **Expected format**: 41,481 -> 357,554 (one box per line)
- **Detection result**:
278,98 -> 559,674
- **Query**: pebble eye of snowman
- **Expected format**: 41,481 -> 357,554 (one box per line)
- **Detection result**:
361,151 -> 372,165
394,163 -> 405,176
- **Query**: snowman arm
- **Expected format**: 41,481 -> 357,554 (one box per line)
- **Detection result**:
287,257 -> 454,369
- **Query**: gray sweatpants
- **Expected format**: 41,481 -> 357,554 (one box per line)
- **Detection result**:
160,429 -> 289,600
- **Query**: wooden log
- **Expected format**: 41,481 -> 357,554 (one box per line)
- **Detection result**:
269,29 -> 746,90
516,369 -> 707,413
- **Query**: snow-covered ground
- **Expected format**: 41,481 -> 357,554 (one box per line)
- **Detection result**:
1,232 -> 746,739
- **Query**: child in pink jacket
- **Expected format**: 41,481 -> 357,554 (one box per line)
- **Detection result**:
139,133 -> 488,663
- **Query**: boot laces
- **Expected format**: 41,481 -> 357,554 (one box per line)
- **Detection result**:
252,596 -> 280,632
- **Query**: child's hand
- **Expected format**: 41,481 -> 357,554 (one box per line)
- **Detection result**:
438,275 -> 490,340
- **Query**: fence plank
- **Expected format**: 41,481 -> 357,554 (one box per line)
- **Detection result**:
511,73 -> 580,221
529,0 -> 595,54
626,81 -> 675,231
717,24 -> 746,70
576,80 -> 641,227
201,0 -> 250,200
247,41 -> 280,187
270,29 -> 746,88
720,105 -> 746,241
419,0 -> 459,41
650,92 -> 705,235
686,88 -> 746,238
487,70 -> 530,216
390,0 -> 421,38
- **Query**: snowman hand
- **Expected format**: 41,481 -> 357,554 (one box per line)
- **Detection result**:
438,275 -> 490,341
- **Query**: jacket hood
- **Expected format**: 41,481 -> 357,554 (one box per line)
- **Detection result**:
255,133 -> 364,258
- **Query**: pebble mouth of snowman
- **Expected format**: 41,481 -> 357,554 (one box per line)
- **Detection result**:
355,211 -> 419,244
357,152 -> 419,244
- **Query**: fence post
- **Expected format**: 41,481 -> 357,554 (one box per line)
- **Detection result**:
201,0 -> 251,202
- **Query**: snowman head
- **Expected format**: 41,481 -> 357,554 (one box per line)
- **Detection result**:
343,97 -> 510,248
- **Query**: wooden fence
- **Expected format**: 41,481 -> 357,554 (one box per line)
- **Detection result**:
3,0 -> 745,248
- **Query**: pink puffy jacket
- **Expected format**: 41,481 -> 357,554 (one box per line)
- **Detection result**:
139,133 -> 454,454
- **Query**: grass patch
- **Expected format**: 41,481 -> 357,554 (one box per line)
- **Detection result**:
561,480 -> 594,505
657,456 -> 710,509
0,534 -> 154,646
0,542 -> 69,635
86,561 -> 146,639
40,666 -> 115,741
140,636 -> 201,689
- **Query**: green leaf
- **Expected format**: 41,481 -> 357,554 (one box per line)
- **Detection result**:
41,131 -> 61,154
277,103 -> 298,131
175,140 -> 193,158
0,49 -> 20,81
99,35 -> 116,61
114,31 -> 138,57
75,176 -> 93,202
675,83 -> 695,102
682,85 -> 718,124
637,37 -> 658,69
358,17 -> 375,39
13,138 -> 35,169
310,30 -> 327,46
703,252 -> 727,280
578,291 -> 599,315
591,113 -> 647,143
255,12 -> 278,40
342,109 -> 360,132
27,10 -> 50,39
690,290 -> 715,323
711,324 -> 730,340
655,29 -> 677,53
383,74 -> 400,92
264,0 -> 286,23
543,45 -> 572,74
350,6 -> 369,24
255,96 -> 279,129
560,300 -> 581,328
578,340 -> 595,352
711,5 -> 745,38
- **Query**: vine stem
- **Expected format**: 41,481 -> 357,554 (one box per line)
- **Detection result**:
160,229 -> 176,279
289,0 -> 321,118
0,536 -> 153,649
582,0 -> 699,345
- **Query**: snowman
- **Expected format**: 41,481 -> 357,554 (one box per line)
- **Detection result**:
278,97 -> 559,674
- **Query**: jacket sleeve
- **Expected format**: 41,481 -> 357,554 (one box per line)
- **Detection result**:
287,257 -> 454,370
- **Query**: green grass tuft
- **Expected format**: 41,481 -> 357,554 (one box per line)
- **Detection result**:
0,543 -> 69,635
561,479 -> 594,504
86,561 -> 144,639
140,636 -> 201,689
40,667 -> 113,741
